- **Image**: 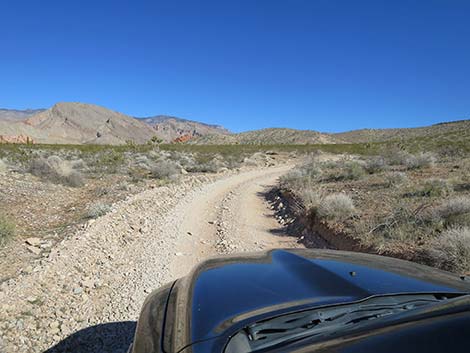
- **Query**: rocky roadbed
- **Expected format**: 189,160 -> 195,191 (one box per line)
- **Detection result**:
0,165 -> 300,353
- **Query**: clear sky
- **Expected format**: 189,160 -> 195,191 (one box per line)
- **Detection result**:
1,0 -> 469,132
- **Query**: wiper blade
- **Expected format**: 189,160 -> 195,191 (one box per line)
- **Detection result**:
226,293 -> 465,353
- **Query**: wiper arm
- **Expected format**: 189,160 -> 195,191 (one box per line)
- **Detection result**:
226,293 -> 466,353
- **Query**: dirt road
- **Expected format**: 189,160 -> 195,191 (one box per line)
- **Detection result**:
170,164 -> 300,278
0,165 -> 301,353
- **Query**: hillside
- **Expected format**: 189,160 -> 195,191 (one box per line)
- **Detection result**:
139,115 -> 230,142
1,102 -> 469,148
333,119 -> 470,143
0,108 -> 46,121
192,128 -> 339,145
0,103 -> 157,145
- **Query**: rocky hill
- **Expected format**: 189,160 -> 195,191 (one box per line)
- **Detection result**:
139,115 -> 230,142
333,119 -> 470,143
1,102 -> 468,147
0,108 -> 46,121
192,128 -> 339,145
0,103 -> 157,145
0,104 -> 230,144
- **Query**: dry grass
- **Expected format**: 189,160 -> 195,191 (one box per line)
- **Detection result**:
430,227 -> 470,273
0,159 -> 7,173
318,194 -> 356,221
384,171 -> 408,187
29,156 -> 84,187
150,160 -> 181,180
0,214 -> 15,247
280,153 -> 470,272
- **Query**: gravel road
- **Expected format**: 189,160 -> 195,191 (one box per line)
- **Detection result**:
0,165 -> 301,353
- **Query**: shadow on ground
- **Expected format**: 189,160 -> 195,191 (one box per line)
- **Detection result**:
44,321 -> 136,353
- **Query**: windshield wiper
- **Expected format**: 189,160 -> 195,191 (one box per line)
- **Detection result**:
225,293 -> 465,353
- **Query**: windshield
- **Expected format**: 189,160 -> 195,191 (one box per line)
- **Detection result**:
225,293 -> 465,353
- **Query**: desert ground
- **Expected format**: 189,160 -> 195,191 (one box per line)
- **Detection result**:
0,146 -> 301,352
1,141 -> 470,352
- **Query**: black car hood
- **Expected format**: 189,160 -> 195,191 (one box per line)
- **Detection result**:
162,249 -> 470,352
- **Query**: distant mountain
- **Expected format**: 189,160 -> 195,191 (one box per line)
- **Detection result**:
0,103 -> 229,145
1,102 -> 468,147
333,119 -> 470,143
139,115 -> 230,142
0,108 -> 46,121
191,128 -> 338,145
0,103 -> 157,144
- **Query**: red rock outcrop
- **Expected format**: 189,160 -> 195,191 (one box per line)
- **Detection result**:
173,134 -> 193,143
0,135 -> 35,144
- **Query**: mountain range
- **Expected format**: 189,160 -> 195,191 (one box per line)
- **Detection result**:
0,102 -> 468,146
0,103 -> 229,144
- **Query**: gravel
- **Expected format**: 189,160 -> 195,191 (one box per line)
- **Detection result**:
0,165 -> 300,353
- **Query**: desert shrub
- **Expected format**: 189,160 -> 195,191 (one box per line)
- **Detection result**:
368,204 -> 436,243
384,149 -> 411,166
364,157 -> 387,174
70,159 -> 87,170
134,155 -> 153,170
432,196 -> 470,226
223,155 -> 242,170
150,160 -> 181,179
280,169 -> 305,190
300,160 -> 323,179
87,203 -> 111,219
91,150 -> 124,173
0,214 -> 15,246
420,179 -> 453,197
318,194 -> 356,221
187,158 -> 225,173
300,188 -> 322,211
243,152 -> 271,167
339,161 -> 366,181
385,171 -> 408,187
29,156 -> 84,187
63,170 -> 85,187
430,227 -> 470,272
404,152 -> 436,170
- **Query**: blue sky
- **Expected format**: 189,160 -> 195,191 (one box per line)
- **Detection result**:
1,0 -> 469,132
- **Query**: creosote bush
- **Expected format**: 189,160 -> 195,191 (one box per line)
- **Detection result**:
0,214 -> 15,246
430,227 -> 470,273
318,194 -> 356,221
